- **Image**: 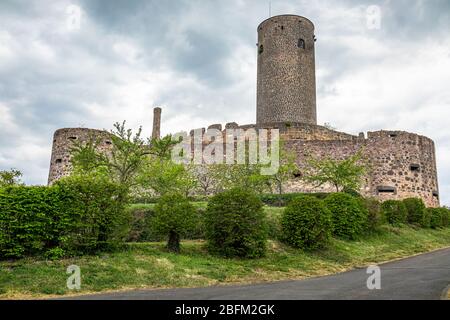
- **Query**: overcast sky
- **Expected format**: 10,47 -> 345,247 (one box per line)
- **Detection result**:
0,0 -> 449,205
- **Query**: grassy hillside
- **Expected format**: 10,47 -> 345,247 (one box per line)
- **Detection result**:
1,220 -> 450,299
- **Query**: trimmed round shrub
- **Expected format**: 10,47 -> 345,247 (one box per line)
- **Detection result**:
359,197 -> 383,232
280,195 -> 332,250
152,194 -> 198,253
428,207 -> 450,229
205,188 -> 267,258
324,193 -> 368,240
403,198 -> 427,226
381,200 -> 408,226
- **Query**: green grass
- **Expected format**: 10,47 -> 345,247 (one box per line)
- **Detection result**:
1,221 -> 450,299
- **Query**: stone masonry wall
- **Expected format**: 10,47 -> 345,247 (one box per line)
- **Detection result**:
47,128 -> 113,185
257,15 -> 317,125
283,129 -> 440,207
47,124 -> 440,208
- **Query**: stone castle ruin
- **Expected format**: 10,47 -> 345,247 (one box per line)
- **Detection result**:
48,15 -> 440,207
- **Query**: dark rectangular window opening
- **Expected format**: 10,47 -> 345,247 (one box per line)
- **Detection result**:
68,136 -> 77,140
55,159 -> 62,164
432,191 -> 439,199
389,133 -> 398,138
105,141 -> 112,145
410,164 -> 420,172
377,186 -> 396,194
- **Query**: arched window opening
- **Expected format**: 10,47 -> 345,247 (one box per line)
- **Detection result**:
298,38 -> 305,49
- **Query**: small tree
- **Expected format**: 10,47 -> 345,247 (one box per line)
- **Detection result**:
139,135 -> 197,197
269,141 -> 298,195
151,193 -> 197,253
0,169 -> 23,187
210,163 -> 271,194
71,121 -> 149,189
140,159 -> 197,197
205,188 -> 267,258
303,151 -> 367,192
191,165 -> 217,196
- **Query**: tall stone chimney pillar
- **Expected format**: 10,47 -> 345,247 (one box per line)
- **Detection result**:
152,107 -> 162,140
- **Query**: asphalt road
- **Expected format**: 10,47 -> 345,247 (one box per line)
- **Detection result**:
70,247 -> 450,300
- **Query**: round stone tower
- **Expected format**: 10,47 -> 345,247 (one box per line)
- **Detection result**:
47,128 -> 113,185
256,15 -> 317,126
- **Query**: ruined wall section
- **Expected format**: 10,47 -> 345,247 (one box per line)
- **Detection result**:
283,130 -> 440,207
364,131 -> 439,207
47,128 -> 113,185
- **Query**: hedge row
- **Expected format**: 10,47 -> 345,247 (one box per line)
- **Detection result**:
382,198 -> 450,229
0,175 -> 129,259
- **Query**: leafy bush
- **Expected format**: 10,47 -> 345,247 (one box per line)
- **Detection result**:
151,194 -> 198,253
0,186 -> 62,258
54,174 -> 130,254
205,188 -> 267,258
428,208 -> 449,229
280,195 -> 332,250
359,197 -> 383,232
444,208 -> 450,228
0,174 -> 130,259
259,193 -> 329,207
324,193 -> 368,240
381,200 -> 408,226
403,198 -> 427,227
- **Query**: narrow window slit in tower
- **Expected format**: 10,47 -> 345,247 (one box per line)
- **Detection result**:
68,136 -> 77,140
432,191 -> 439,199
55,159 -> 62,164
410,164 -> 420,172
105,141 -> 112,145
376,186 -> 396,194
298,39 -> 305,49
389,133 -> 398,138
